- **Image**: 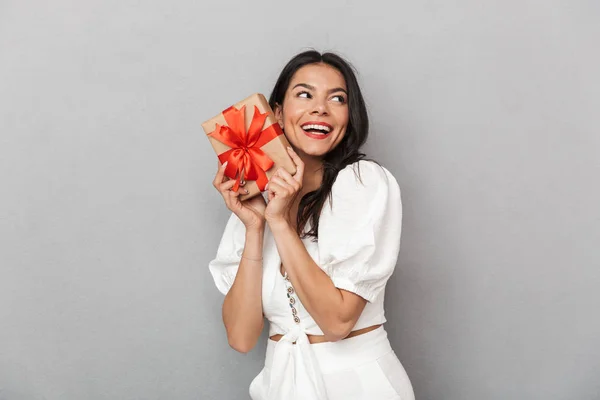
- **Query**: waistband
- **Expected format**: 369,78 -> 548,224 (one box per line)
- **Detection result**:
265,325 -> 392,375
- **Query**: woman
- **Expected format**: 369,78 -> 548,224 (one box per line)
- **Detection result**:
209,50 -> 415,400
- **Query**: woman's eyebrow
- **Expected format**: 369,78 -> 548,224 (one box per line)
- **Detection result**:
292,83 -> 315,91
327,87 -> 348,95
292,83 -> 348,95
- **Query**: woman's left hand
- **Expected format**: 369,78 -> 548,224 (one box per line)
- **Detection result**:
264,147 -> 304,227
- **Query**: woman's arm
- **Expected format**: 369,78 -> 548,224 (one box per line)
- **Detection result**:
212,162 -> 267,353
264,148 -> 367,341
221,226 -> 265,353
269,219 -> 366,342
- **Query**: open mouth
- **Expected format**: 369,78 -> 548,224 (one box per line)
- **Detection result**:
300,121 -> 333,136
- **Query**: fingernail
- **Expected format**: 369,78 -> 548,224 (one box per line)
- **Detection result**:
287,146 -> 293,152
222,161 -> 228,168
264,183 -> 269,190
244,189 -> 249,194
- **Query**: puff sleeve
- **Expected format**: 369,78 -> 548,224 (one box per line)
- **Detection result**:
208,212 -> 246,295
318,160 -> 403,303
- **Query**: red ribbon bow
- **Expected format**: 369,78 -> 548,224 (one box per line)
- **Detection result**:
208,104 -> 283,192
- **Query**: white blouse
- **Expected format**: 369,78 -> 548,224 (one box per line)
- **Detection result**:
209,159 -> 402,331
208,160 -> 403,399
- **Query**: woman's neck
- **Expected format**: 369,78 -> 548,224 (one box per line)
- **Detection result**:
297,153 -> 324,195
287,152 -> 323,232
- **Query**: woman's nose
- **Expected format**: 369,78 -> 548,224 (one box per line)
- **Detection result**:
310,100 -> 329,115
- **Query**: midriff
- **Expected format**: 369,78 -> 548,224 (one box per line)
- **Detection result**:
269,323 -> 382,344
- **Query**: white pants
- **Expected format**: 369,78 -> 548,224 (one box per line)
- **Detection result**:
249,326 -> 415,400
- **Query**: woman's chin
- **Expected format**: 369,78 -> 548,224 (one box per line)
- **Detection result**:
295,146 -> 328,159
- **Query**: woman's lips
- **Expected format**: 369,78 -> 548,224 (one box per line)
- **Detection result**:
300,121 -> 333,140
302,130 -> 330,140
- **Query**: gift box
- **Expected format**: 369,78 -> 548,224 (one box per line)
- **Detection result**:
202,93 -> 296,201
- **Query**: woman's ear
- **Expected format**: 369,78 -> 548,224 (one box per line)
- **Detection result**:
274,103 -> 284,130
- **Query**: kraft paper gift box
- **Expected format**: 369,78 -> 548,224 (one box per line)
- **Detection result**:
202,93 -> 296,201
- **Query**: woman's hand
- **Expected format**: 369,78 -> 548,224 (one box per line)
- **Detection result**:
213,162 -> 266,230
264,147 -> 305,227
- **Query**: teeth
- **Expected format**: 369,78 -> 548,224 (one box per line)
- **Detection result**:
302,124 -> 331,133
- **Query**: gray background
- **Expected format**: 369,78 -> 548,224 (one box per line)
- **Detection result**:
1,1 -> 598,399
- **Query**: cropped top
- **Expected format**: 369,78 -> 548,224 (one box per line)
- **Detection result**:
208,160 -> 403,337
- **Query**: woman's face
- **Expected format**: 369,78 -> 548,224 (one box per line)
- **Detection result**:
275,63 -> 349,159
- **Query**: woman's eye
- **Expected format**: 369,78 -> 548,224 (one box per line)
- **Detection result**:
297,91 -> 311,99
332,95 -> 346,103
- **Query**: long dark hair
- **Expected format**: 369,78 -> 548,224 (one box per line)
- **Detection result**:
269,50 -> 370,240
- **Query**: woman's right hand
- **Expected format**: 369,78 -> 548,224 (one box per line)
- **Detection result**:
213,162 -> 266,230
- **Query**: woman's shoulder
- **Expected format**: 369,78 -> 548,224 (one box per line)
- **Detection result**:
318,160 -> 403,280
332,159 -> 399,196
